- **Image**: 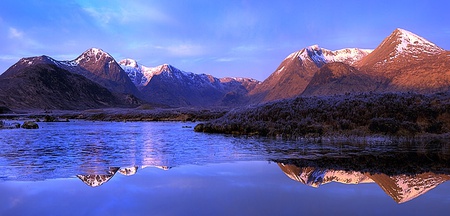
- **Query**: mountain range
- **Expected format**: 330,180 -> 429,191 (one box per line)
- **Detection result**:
0,28 -> 448,110
250,28 -> 449,102
119,59 -> 259,107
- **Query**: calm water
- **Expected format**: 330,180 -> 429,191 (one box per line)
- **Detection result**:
0,121 -> 449,215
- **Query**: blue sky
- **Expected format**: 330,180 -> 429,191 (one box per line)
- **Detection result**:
1,0 -> 449,81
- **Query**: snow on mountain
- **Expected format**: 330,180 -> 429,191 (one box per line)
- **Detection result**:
325,48 -> 374,65
389,28 -> 443,56
119,59 -> 186,87
119,59 -> 259,90
279,164 -> 372,188
359,28 -> 445,68
251,45 -> 372,102
75,48 -> 113,64
285,45 -> 372,68
119,58 -> 260,106
372,172 -> 450,204
118,166 -> 139,176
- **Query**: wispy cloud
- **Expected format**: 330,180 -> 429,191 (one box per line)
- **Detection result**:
215,57 -> 236,62
82,7 -> 113,26
0,54 -> 22,60
6,27 -> 43,50
81,2 -> 174,27
8,27 -> 23,39
165,44 -> 207,57
138,43 -> 208,57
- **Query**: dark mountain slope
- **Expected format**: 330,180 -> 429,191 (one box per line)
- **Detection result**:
302,62 -> 378,96
0,56 -> 129,110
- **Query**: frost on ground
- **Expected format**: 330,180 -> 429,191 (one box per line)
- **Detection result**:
195,92 -> 450,139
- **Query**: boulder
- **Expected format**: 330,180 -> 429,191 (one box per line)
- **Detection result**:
21,121 -> 39,129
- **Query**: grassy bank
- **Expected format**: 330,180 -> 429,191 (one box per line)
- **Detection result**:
195,92 -> 450,139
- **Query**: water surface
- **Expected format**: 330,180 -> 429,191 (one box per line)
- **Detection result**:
0,121 -> 449,215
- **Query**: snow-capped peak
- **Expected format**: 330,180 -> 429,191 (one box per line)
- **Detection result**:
75,48 -> 112,64
393,28 -> 443,54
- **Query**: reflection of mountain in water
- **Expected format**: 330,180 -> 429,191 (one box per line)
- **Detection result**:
277,152 -> 450,204
77,165 -> 170,187
119,166 -> 139,176
77,167 -> 120,187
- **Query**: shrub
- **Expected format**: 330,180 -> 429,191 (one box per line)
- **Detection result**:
369,118 -> 400,134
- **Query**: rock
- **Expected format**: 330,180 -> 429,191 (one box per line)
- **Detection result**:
43,115 -> 56,122
21,121 -> 39,129
194,123 -> 204,132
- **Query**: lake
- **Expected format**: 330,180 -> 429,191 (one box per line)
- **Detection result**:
0,121 -> 449,215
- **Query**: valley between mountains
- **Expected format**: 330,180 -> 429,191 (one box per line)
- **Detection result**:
1,28 -> 449,138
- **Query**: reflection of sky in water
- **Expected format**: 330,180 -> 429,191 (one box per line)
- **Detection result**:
1,162 -> 449,215
0,121 -> 275,179
0,121 -> 450,214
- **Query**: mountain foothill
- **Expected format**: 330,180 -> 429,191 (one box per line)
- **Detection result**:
1,28 -> 449,136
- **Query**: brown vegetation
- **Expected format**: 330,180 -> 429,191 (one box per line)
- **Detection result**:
195,92 -> 450,139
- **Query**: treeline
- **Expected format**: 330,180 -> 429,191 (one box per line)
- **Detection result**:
194,92 -> 450,139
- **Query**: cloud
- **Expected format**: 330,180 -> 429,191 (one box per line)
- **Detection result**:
8,27 -> 23,39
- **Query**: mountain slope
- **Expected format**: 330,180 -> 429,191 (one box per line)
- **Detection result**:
0,56 -> 127,110
359,28 -> 444,71
358,28 -> 449,93
249,46 -> 372,102
66,48 -> 140,96
140,64 -> 258,107
302,62 -> 378,96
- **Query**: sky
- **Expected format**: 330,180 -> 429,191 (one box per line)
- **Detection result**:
0,0 -> 449,81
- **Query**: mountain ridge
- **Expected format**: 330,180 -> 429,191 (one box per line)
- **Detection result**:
249,45 -> 373,102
